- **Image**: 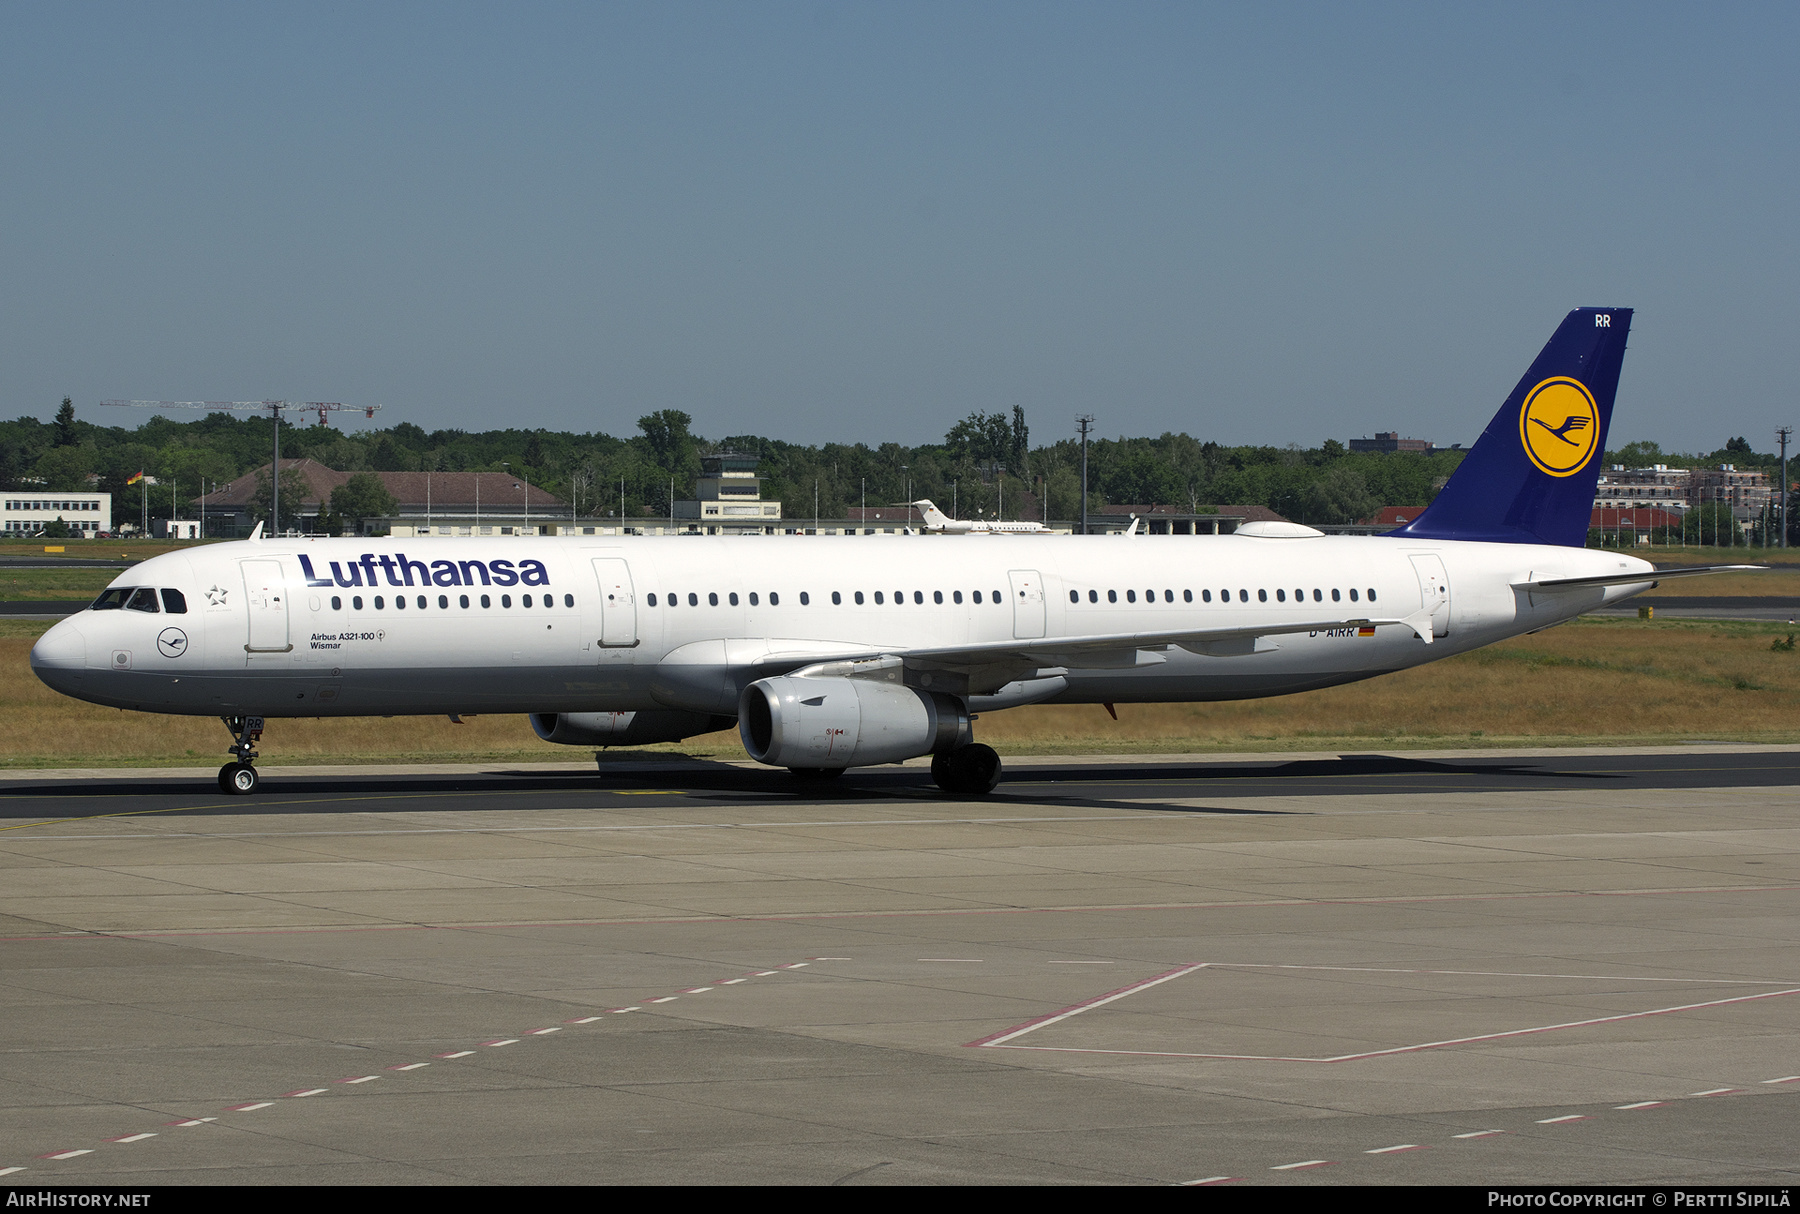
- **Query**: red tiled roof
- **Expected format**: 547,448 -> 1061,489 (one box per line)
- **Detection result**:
193,461 -> 563,511
1097,504 -> 1292,523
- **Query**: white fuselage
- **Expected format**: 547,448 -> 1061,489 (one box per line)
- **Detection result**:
30,533 -> 1654,720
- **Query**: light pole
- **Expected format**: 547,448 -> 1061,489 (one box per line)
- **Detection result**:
1077,414 -> 1095,534
1780,426 -> 1792,548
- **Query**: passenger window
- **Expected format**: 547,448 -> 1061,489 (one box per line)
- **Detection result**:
1087,589 -> 1097,603
730,592 -> 740,606
375,596 -> 385,609
460,595 -> 470,608
1126,590 -> 1136,603
417,596 -> 427,609
874,591 -> 884,604
1069,590 -> 1079,603
1258,590 -> 1267,603
501,595 -> 512,608
438,595 -> 449,609
564,594 -> 574,608
933,591 -> 943,604
1276,589 -> 1286,602
1313,589 -> 1322,602
1108,590 -> 1117,603
1349,589 -> 1359,602
481,594 -> 491,608
709,592 -> 719,606
749,592 -> 759,606
647,593 -> 658,607
854,591 -> 864,605
1332,588 -> 1341,602
354,596 -> 365,610
953,591 -> 963,604
831,591 -> 841,605
126,588 -> 159,613
1368,588 -> 1378,602
972,591 -> 982,604
687,593 -> 698,607
799,592 -> 810,605
160,589 -> 188,613
1182,590 -> 1191,603
770,592 -> 780,606
894,590 -> 903,604
913,591 -> 924,605
524,594 -> 534,608
331,596 -> 342,610
992,589 -> 1002,602
1202,590 -> 1211,603
1238,590 -> 1248,602
395,595 -> 406,610
1164,590 -> 1174,603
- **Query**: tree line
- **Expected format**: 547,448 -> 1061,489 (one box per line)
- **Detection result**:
3,398 -> 1788,530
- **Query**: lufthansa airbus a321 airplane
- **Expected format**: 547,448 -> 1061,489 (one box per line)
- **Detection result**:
31,308 -> 1752,796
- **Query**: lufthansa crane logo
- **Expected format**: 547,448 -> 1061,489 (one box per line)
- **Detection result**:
157,627 -> 188,659
1518,376 -> 1600,477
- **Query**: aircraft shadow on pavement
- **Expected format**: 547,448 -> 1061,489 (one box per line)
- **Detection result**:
0,752 -> 1635,822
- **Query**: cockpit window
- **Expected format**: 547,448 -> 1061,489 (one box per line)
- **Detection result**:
160,589 -> 188,614
125,588 -> 160,613
90,588 -> 128,610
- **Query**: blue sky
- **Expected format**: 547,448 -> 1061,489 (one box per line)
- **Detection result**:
3,2 -> 1795,452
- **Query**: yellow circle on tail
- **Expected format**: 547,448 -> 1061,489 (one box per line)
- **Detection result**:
1518,377 -> 1599,477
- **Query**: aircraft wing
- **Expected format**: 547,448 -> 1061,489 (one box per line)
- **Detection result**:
1515,564 -> 1764,592
752,614 -> 1433,692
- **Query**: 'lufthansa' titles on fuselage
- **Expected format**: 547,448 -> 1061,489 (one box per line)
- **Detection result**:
298,553 -> 551,590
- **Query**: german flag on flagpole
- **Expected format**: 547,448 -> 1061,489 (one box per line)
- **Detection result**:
126,471 -> 144,485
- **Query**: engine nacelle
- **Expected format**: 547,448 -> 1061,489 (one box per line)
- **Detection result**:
529,710 -> 734,747
738,676 -> 970,769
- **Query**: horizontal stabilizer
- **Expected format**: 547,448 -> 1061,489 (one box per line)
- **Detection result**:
1516,564 -> 1766,592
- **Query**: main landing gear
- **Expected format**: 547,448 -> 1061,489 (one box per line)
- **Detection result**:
219,715 -> 264,795
931,743 -> 1002,796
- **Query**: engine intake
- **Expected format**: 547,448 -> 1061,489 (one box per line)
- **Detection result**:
739,676 -> 970,769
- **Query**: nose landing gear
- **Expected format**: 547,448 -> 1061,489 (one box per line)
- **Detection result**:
219,715 -> 264,795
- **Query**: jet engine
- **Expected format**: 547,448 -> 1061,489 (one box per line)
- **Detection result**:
738,676 -> 970,770
529,710 -> 734,747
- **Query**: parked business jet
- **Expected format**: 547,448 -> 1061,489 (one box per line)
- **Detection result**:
31,308 -> 1754,796
912,500 -> 1049,534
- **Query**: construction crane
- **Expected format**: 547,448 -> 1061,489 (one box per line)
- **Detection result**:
101,400 -> 383,536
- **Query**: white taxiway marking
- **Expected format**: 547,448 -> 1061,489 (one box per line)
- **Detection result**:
0,1167 -> 23,1176
107,1134 -> 156,1143
436,1050 -> 475,1059
720,979 -> 746,985
1616,1101 -> 1666,1110
1763,1076 -> 1800,1084
338,1076 -> 379,1085
1270,1160 -> 1332,1171
650,997 -> 678,1003
481,1039 -> 519,1047
781,962 -> 810,969
1179,1177 -> 1237,1186
1690,1088 -> 1740,1097
682,987 -> 713,994
568,1016 -> 604,1023
611,1007 -> 640,1013
285,1089 -> 328,1097
528,1027 -> 562,1035
1050,960 -> 1115,964
388,1063 -> 430,1071
1366,1144 -> 1424,1154
1537,1115 -> 1587,1124
166,1118 -> 216,1127
42,1150 -> 92,1160
920,958 -> 985,963
228,1102 -> 273,1111
753,971 -> 777,976
1453,1131 -> 1505,1139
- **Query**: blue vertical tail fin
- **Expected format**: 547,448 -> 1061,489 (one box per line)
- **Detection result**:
1390,307 -> 1632,547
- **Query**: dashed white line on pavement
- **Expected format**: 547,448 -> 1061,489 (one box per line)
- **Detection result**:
40,1151 -> 92,1161
107,1134 -> 156,1143
1179,1176 -> 1237,1186
650,997 -> 678,1004
781,962 -> 810,969
284,1089 -> 328,1097
1537,1115 -> 1587,1124
682,987 -> 713,994
165,1118 -> 216,1127
227,1102 -> 272,1112
1617,1101 -> 1667,1110
0,1167 -> 24,1176
337,1076 -> 379,1085
753,971 -> 777,976
610,1007 -> 640,1013
720,979 -> 745,985
528,1027 -> 561,1035
1764,1076 -> 1800,1084
568,1016 -> 603,1023
481,1039 -> 519,1047
1366,1144 -> 1425,1154
1271,1160 -> 1333,1171
436,1050 -> 474,1059
387,1063 -> 429,1071
920,958 -> 985,962
1690,1088 -> 1740,1097
1454,1131 -> 1505,1139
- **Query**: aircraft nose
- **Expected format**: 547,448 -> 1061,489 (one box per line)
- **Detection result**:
31,619 -> 87,674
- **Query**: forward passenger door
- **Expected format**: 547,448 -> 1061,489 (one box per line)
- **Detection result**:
1008,569 -> 1047,639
